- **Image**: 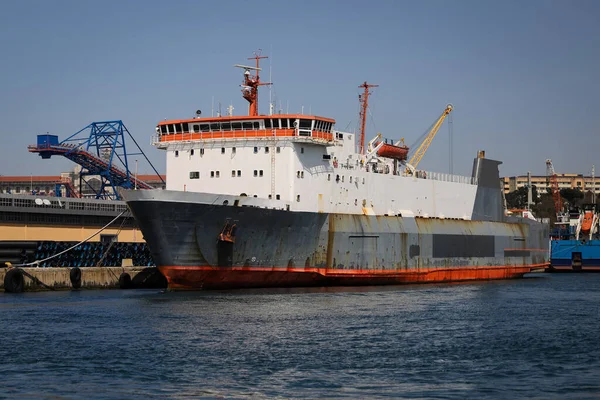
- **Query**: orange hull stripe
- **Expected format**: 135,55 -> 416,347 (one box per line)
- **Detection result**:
160,263 -> 550,275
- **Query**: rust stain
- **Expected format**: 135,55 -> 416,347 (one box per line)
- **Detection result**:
326,214 -> 335,270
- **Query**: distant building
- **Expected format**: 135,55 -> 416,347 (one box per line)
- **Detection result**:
501,174 -> 600,194
0,171 -> 165,197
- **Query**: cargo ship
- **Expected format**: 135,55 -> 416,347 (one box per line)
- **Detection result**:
123,53 -> 550,290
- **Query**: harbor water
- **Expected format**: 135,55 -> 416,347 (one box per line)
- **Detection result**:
1,273 -> 599,399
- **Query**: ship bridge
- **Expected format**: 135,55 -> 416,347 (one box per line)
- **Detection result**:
153,114 -> 336,148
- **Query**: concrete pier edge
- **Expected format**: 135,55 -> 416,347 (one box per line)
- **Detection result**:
1,266 -> 163,291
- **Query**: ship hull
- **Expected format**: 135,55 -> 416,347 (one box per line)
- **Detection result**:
550,239 -> 600,272
124,190 -> 550,290
160,264 -> 545,290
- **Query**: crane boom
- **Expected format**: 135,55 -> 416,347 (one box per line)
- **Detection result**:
407,104 -> 453,169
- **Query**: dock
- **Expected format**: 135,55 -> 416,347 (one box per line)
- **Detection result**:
1,266 -> 166,292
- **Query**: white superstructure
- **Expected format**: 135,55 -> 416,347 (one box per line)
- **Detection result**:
153,114 -> 477,219
151,53 -> 477,220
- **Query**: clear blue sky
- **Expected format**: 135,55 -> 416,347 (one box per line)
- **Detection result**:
1,0 -> 598,178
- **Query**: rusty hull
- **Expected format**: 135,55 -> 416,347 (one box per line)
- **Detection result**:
126,190 -> 549,290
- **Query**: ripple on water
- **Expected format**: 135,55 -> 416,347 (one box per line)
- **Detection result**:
0,274 -> 599,399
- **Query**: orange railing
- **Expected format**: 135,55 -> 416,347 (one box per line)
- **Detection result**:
157,128 -> 334,143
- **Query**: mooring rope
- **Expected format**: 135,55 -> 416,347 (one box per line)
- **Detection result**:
11,210 -> 128,268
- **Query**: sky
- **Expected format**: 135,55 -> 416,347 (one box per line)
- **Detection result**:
0,0 -> 598,178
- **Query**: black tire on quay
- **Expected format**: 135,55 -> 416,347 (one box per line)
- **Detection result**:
119,272 -> 132,289
4,268 -> 25,293
70,267 -> 82,289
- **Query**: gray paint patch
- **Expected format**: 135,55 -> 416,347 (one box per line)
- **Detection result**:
432,234 -> 495,258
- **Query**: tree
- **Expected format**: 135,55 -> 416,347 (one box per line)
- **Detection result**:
560,188 -> 584,209
532,193 -> 558,223
505,185 -> 539,209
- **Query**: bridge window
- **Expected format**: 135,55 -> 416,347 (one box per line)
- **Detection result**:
190,171 -> 199,179
243,122 -> 253,130
175,124 -> 182,133
265,119 -> 272,129
232,122 -> 242,130
200,124 -> 210,132
299,119 -> 312,129
193,125 -> 199,133
160,125 -> 167,134
210,123 -> 220,131
221,122 -> 231,130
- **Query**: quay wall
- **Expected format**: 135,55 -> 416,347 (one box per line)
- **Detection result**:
0,266 -> 162,291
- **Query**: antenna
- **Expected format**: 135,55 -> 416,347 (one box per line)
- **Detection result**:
269,45 -> 273,116
448,111 -> 454,174
234,51 -> 271,116
593,164 -> 596,196
358,81 -> 379,155
233,64 -> 261,71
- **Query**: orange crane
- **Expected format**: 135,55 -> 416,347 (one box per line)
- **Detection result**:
545,159 -> 563,214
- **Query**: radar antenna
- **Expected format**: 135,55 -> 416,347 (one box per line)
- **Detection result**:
234,50 -> 272,116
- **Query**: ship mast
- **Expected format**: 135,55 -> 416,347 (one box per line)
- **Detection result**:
358,81 -> 378,155
235,52 -> 272,116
